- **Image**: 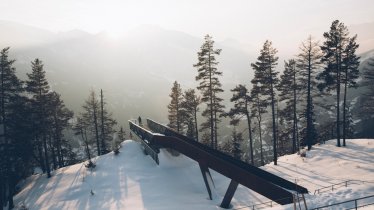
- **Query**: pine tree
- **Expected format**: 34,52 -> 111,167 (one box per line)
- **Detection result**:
0,47 -> 23,209
73,116 -> 92,160
341,36 -> 360,146
297,36 -> 322,150
82,90 -> 101,156
180,89 -> 200,140
48,92 -> 74,168
318,20 -> 359,147
278,59 -> 301,153
361,57 -> 374,120
201,132 -> 211,146
100,108 -> 117,155
194,34 -> 224,149
251,40 -> 279,165
114,126 -> 126,153
26,58 -> 52,178
250,85 -> 267,166
167,81 -> 183,133
230,127 -> 243,160
99,89 -> 117,154
226,84 -> 254,164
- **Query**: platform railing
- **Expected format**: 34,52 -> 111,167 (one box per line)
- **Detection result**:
314,180 -> 365,195
129,121 -> 160,164
310,194 -> 374,210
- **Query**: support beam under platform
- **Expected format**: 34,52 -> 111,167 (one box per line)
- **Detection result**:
199,162 -> 214,200
220,180 -> 239,209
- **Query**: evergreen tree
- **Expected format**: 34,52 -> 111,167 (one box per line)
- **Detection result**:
82,90 -> 101,156
297,36 -> 322,150
0,47 -> 23,209
230,127 -> 243,160
167,81 -> 183,133
26,58 -> 52,178
278,59 -> 301,153
180,89 -> 200,140
251,40 -> 279,165
194,34 -> 224,149
201,132 -> 211,146
99,89 -> 117,154
48,92 -> 74,168
100,108 -> 117,154
73,116 -> 92,161
226,84 -> 254,164
361,57 -> 374,120
318,20 -> 359,147
341,36 -> 360,146
250,85 -> 267,165
114,126 -> 126,153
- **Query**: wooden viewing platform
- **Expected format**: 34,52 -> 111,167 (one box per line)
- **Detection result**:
129,119 -> 308,209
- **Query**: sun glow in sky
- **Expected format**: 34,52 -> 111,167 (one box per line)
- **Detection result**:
1,0 -> 374,44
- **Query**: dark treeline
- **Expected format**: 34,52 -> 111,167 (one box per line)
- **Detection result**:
167,20 -> 371,166
0,48 -> 122,209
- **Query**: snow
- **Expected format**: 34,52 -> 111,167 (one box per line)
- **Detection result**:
13,139 -> 374,210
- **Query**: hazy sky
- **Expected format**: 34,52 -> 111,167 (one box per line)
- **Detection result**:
1,0 -> 374,45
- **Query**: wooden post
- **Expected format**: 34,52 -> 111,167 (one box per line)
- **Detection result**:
220,180 -> 239,209
198,162 -> 214,200
302,193 -> 307,210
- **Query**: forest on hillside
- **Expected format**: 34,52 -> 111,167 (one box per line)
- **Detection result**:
1,19 -> 374,209
166,20 -> 374,166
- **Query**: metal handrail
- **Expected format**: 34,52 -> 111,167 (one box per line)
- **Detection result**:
314,180 -> 364,194
129,121 -> 160,164
311,194 -> 374,210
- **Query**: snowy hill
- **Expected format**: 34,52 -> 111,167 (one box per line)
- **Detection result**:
13,139 -> 374,210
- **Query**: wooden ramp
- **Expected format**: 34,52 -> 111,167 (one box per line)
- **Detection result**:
129,119 -> 308,208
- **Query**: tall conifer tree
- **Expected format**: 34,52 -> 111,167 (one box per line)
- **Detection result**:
0,47 -> 23,209
278,59 -> 301,153
82,90 -> 101,156
318,20 -> 359,147
180,89 -> 200,140
341,36 -> 360,146
226,85 -> 254,164
26,58 -> 52,178
167,81 -> 183,133
251,40 -> 279,165
297,36 -> 322,150
194,34 -> 224,149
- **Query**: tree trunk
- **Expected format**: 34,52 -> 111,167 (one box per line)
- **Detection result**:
194,107 -> 199,142
342,67 -> 348,146
257,97 -> 264,166
57,139 -> 63,168
7,174 -> 14,210
48,135 -> 57,170
0,175 -> 3,209
208,52 -> 214,149
100,89 -> 106,154
83,128 -> 91,160
37,140 -> 45,173
306,52 -> 312,150
93,103 -> 100,156
245,102 -> 254,165
43,133 -> 51,178
336,61 -> 341,147
258,117 -> 263,166
214,110 -> 218,150
292,66 -> 297,153
270,72 -> 278,165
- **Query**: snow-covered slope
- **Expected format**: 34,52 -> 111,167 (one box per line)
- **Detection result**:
14,139 -> 374,210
